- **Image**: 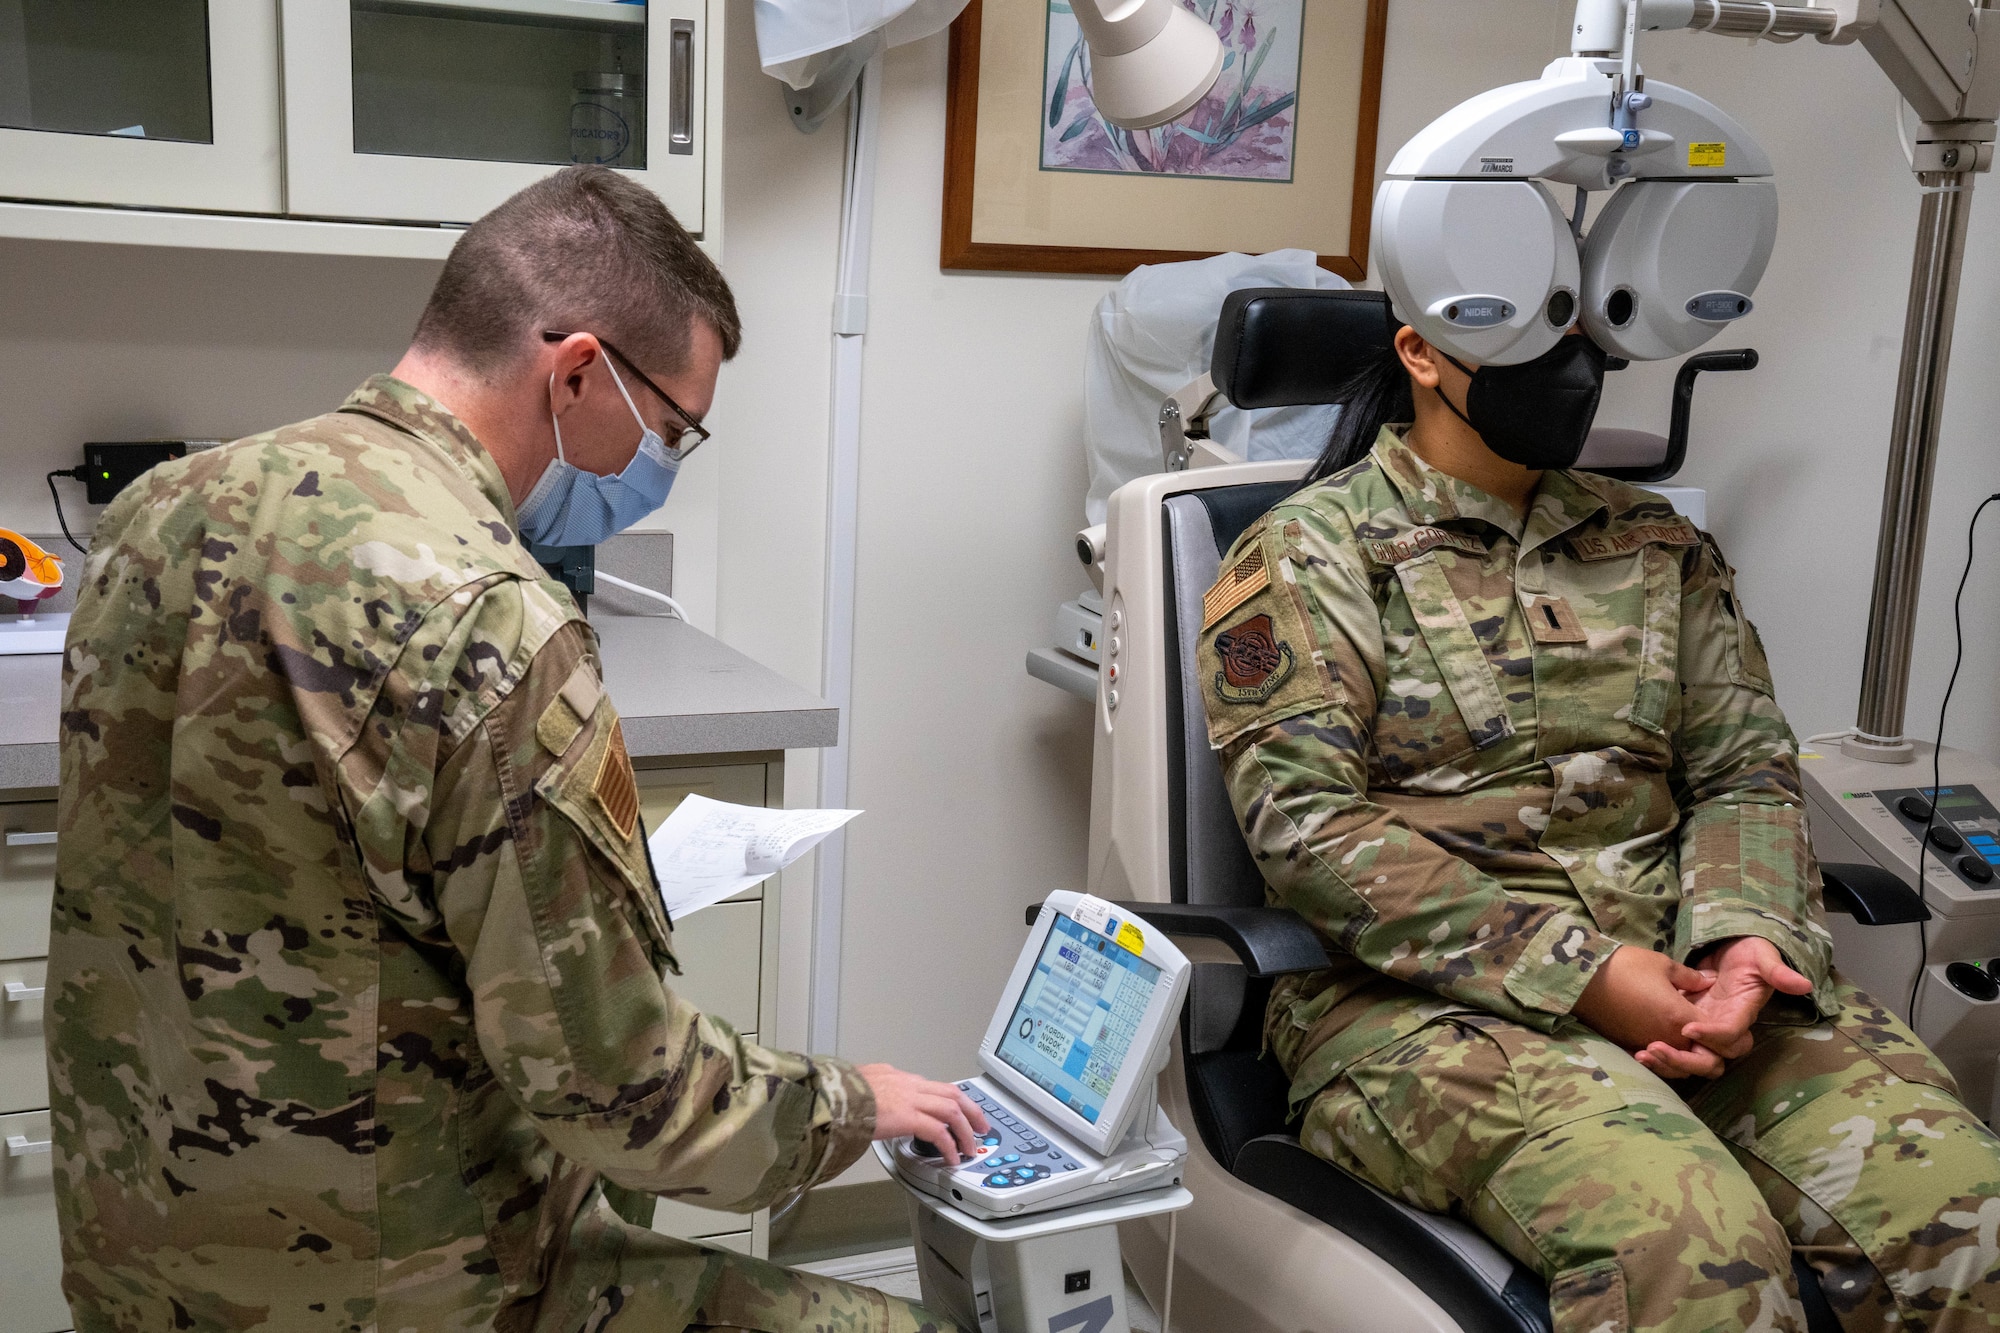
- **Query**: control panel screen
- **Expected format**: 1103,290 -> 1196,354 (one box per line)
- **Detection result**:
996,912 -> 1161,1126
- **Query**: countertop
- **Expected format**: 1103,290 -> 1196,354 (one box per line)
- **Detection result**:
0,615 -> 836,795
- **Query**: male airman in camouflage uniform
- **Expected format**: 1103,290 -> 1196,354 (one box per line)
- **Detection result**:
1201,423 -> 2000,1331
47,168 -> 974,1332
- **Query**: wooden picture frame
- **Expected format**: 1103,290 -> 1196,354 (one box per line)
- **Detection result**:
942,0 -> 1388,278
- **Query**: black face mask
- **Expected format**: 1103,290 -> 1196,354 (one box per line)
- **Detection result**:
1434,335 -> 1607,470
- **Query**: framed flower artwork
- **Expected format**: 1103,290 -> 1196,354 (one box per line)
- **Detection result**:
942,0 -> 1388,277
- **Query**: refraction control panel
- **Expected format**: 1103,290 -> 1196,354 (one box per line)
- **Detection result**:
1878,785 -> 2000,890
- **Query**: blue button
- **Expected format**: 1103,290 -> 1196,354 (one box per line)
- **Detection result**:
1001,1153 -> 1020,1163
1013,1168 -> 1036,1179
987,1174 -> 1012,1188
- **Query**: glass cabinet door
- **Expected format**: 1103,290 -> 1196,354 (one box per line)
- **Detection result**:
282,0 -> 706,231
0,0 -> 281,213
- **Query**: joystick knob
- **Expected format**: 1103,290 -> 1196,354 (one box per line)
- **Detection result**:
909,1137 -> 943,1160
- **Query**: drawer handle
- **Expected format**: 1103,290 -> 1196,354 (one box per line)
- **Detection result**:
4,982 -> 43,1003
5,1134 -> 50,1157
4,830 -> 55,847
669,18 -> 696,154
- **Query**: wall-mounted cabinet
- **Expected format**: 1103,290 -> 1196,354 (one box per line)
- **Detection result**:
0,0 -> 281,213
0,0 -> 718,258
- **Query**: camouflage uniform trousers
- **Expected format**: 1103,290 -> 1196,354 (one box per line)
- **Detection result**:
567,1233 -> 959,1333
1300,980 -> 2000,1332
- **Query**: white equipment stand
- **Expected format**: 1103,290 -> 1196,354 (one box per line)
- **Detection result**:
1802,742 -> 2000,1119
877,1138 -> 1191,1333
0,612 -> 68,656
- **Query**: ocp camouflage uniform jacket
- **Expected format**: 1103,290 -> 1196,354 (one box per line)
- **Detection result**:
48,376 -> 873,1332
1199,427 -> 1837,1115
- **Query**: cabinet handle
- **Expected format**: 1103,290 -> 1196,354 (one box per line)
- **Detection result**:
669,18 -> 696,155
4,830 -> 55,847
5,1134 -> 50,1157
4,982 -> 43,1003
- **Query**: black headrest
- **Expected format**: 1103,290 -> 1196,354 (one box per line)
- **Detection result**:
1211,288 -> 1401,410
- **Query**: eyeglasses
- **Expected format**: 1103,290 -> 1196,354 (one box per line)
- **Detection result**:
541,330 -> 711,459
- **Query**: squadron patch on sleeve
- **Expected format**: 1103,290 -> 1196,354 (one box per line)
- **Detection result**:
1203,546 -> 1270,629
1213,613 -> 1295,704
592,722 -> 640,840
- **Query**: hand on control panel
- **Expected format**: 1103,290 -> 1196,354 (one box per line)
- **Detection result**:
862,1064 -> 989,1165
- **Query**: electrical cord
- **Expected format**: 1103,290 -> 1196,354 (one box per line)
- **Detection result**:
594,571 -> 687,621
45,467 -> 89,554
1909,491 -> 2000,1029
1161,1210 -> 1178,1333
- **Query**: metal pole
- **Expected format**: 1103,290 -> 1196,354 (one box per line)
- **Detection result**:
1847,170 -> 1978,763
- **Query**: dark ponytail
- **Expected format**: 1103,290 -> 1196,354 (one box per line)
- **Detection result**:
1303,343 -> 1413,485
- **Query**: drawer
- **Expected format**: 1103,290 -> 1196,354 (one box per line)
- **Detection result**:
0,960 -> 47,1115
0,805 -> 57,963
636,766 -> 767,906
0,1108 -> 72,1333
669,901 -> 761,1035
635,765 -> 766,824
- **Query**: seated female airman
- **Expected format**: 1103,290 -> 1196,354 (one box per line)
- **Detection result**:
1200,321 -> 2000,1333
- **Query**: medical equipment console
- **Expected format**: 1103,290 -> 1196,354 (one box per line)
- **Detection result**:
888,891 -> 1190,1220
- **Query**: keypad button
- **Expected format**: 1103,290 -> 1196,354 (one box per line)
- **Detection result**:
1001,1153 -> 1020,1164
1063,1162 -> 1078,1171
1047,1150 -> 1062,1160
987,1174 -> 1012,1188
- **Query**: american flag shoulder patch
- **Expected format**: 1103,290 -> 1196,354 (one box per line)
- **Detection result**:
1203,546 -> 1270,629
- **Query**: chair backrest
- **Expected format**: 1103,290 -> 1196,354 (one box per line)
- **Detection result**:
1161,484 -> 1301,905
1086,463 -> 1309,906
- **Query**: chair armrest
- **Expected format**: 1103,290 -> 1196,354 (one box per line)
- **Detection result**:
1023,900 -> 1328,976
1821,862 -> 1932,926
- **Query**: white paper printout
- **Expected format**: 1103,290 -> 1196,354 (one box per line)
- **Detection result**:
646,794 -> 860,919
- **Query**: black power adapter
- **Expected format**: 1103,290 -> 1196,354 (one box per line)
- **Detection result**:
47,440 -> 220,553
82,441 -> 200,503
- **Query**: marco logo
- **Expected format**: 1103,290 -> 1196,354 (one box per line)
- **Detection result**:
1049,1295 -> 1115,1333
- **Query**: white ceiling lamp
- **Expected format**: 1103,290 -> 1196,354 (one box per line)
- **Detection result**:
1072,0 -> 1225,130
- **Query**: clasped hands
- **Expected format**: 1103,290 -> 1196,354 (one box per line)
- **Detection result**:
1571,936 -> 1814,1079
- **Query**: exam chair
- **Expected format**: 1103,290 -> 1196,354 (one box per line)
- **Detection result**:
1083,289 -> 1865,1332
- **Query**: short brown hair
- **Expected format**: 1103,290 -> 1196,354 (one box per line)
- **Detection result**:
412,165 -> 740,376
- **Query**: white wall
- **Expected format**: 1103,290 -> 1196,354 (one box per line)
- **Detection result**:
0,243 -> 439,533
714,2 -> 2000,1086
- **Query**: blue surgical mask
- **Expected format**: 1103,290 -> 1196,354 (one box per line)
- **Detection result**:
517,360 -> 681,547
